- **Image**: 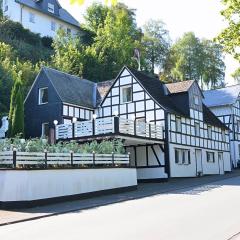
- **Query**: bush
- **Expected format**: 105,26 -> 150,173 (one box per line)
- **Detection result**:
0,137 -> 125,154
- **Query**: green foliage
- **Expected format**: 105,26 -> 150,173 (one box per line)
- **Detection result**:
8,79 -> 24,137
142,19 -> 170,73
0,138 -> 125,154
216,0 -> 240,62
162,32 -> 225,89
0,19 -> 52,62
232,67 -> 240,83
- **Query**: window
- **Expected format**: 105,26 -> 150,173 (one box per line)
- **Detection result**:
195,122 -> 200,136
48,3 -> 54,13
222,130 -> 226,142
176,117 -> 181,132
194,95 -> 199,105
207,126 -> 212,138
51,21 -> 56,31
207,152 -> 215,162
237,120 -> 240,132
41,123 -> 49,138
121,86 -> 132,103
175,148 -> 191,165
38,88 -> 48,105
3,0 -> 8,12
29,12 -> 35,23
67,28 -> 71,35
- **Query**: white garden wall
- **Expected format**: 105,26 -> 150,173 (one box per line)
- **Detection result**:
0,168 -> 137,207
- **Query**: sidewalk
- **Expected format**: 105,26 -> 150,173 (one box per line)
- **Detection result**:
1,170 -> 240,226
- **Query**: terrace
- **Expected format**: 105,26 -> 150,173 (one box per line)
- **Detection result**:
55,116 -> 165,145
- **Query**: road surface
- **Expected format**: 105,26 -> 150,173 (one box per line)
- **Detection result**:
1,176 -> 240,240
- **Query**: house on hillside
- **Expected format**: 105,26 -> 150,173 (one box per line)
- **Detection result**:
1,0 -> 80,37
204,85 -> 240,168
25,66 -> 232,181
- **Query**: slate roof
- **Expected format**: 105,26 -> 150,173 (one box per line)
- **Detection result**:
203,84 -> 240,107
127,67 -> 227,129
43,67 -> 100,109
165,80 -> 195,94
16,0 -> 80,27
127,67 -> 188,116
202,104 -> 228,130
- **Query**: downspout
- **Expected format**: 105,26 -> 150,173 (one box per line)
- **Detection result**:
20,4 -> 23,24
164,112 -> 170,178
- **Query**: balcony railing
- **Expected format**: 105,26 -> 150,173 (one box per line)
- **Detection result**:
56,117 -> 164,141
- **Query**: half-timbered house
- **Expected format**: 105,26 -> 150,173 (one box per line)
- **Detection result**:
204,84 -> 240,168
25,66 -> 232,181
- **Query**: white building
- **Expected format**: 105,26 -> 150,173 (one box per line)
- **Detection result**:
204,85 -> 240,168
2,0 -> 80,38
25,66 -> 232,181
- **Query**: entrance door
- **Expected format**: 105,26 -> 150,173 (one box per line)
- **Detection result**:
218,152 -> 224,175
195,149 -> 203,176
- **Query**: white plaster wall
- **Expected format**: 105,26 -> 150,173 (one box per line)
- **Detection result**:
0,168 -> 137,202
137,167 -> 167,180
4,3 -> 79,37
169,143 -> 231,177
230,141 -> 239,168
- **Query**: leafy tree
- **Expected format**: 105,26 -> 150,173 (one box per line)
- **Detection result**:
142,19 -> 170,73
162,32 -> 225,89
232,68 -> 240,83
84,2 -> 109,33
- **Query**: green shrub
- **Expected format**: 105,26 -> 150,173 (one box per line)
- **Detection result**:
0,138 -> 125,154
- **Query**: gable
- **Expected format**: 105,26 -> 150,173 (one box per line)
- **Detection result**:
99,67 -> 165,125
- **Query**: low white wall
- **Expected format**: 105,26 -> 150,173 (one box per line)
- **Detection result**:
0,168 -> 137,202
137,167 -> 167,180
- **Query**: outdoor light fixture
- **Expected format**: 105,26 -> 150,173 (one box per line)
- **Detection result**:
114,110 -> 118,116
53,120 -> 58,125
131,115 -> 135,121
93,114 -> 97,119
72,117 -> 77,123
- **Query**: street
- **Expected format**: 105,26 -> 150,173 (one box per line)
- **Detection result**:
1,176 -> 240,240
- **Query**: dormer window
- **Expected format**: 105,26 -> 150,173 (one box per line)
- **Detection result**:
121,86 -> 132,103
194,95 -> 199,105
39,87 -> 48,105
48,3 -> 54,13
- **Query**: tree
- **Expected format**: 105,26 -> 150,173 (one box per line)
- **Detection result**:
216,0 -> 240,62
8,78 -> 24,137
70,0 -> 117,6
162,32 -> 225,89
142,19 -> 170,73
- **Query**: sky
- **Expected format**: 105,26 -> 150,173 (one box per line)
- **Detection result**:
59,0 -> 239,85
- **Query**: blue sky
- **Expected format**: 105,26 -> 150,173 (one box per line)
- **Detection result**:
59,0 -> 239,85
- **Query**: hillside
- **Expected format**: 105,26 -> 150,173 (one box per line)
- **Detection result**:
0,14 -> 53,118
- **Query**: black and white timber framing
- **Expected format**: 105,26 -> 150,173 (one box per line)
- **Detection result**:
204,84 -> 240,168
25,66 -> 232,180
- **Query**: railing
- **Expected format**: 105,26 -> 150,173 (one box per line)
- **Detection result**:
0,150 -> 130,168
56,117 -> 164,140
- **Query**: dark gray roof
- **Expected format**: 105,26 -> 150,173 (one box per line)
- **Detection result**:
43,67 -> 100,109
16,0 -> 80,28
127,67 -> 227,129
203,84 -> 240,107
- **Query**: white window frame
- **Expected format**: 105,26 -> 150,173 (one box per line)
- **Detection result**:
206,151 -> 215,163
29,12 -> 35,23
195,122 -> 200,136
176,117 -> 181,132
175,148 -> 191,165
51,21 -> 56,32
121,85 -> 132,104
193,95 -> 199,105
41,122 -> 49,138
48,3 -> 55,13
38,87 -> 48,105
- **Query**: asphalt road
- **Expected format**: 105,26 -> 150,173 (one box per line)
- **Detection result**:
1,176 -> 240,240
